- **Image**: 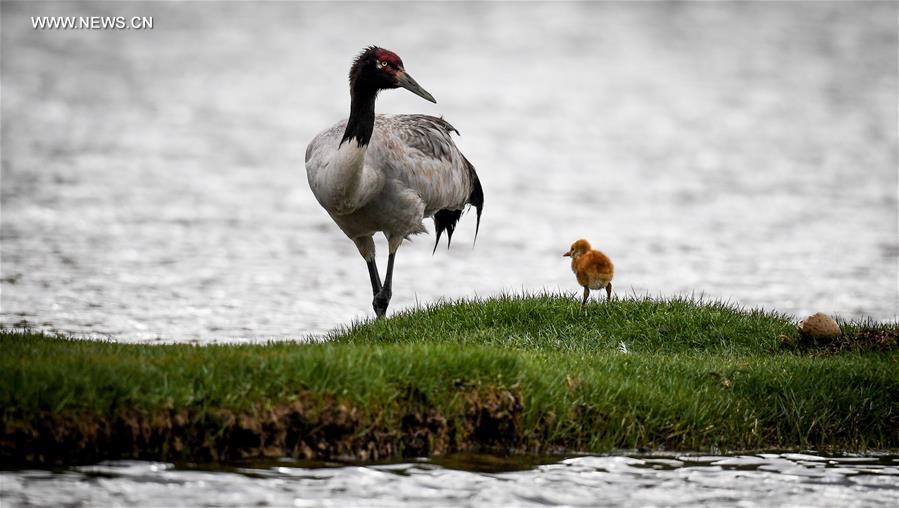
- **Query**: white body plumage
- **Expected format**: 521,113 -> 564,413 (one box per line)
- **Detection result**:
305,114 -> 479,255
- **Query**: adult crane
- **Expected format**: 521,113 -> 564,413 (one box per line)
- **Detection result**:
305,46 -> 484,318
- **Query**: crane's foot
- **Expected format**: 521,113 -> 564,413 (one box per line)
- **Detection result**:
373,287 -> 392,318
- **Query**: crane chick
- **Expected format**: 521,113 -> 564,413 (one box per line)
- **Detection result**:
564,239 -> 614,307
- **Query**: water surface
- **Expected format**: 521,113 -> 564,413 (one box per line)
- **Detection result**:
3,453 -> 898,507
1,2 -> 896,341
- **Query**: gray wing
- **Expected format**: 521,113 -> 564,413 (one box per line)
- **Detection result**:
370,114 -> 484,250
393,115 -> 460,163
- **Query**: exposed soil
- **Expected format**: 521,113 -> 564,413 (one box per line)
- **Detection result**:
1,387 -> 524,466
780,327 -> 899,355
837,328 -> 899,352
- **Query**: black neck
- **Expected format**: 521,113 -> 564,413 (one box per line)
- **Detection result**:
340,85 -> 378,147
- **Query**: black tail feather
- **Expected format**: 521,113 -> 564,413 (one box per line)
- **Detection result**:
467,158 -> 484,247
432,156 -> 484,254
433,209 -> 461,254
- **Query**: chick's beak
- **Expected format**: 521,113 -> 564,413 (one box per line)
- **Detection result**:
563,251 -> 571,257
396,70 -> 437,103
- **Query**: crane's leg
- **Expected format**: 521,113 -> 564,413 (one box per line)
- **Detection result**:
581,287 -> 590,308
606,282 -> 613,302
373,235 -> 403,318
366,259 -> 381,295
373,253 -> 395,318
354,236 -> 382,300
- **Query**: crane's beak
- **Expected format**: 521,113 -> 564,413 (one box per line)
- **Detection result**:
396,70 -> 437,103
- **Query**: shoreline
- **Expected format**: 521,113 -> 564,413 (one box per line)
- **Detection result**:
2,295 -> 897,466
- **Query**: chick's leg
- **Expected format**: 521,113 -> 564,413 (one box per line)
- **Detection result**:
606,282 -> 612,302
581,287 -> 590,308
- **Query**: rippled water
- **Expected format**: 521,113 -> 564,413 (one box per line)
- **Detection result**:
2,2 -> 897,341
3,5 -> 896,504
0,1 -> 899,507
3,453 -> 898,507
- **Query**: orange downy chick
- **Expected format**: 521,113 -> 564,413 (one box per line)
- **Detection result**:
563,239 -> 614,306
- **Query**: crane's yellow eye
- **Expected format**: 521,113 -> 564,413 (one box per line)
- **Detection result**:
378,61 -> 387,69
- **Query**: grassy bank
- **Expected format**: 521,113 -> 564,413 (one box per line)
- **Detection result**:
2,295 -> 897,465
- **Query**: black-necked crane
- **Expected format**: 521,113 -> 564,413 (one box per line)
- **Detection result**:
305,47 -> 484,318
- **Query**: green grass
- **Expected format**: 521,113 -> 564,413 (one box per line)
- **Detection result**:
2,294 -> 897,465
332,293 -> 799,354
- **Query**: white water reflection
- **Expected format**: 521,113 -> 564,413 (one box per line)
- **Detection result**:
1,2 -> 897,341
2,453 -> 898,507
